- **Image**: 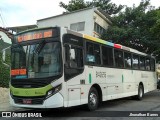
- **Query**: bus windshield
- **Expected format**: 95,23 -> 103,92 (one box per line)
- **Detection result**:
11,42 -> 61,79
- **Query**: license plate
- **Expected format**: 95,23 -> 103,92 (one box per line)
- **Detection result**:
23,99 -> 32,104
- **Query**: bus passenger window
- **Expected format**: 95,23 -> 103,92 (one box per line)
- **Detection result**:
151,58 -> 155,71
94,44 -> 101,65
132,55 -> 139,69
102,46 -> 113,67
124,52 -> 132,69
145,58 -> 151,70
114,49 -> 124,68
86,42 -> 94,63
139,57 -> 145,70
86,42 -> 101,65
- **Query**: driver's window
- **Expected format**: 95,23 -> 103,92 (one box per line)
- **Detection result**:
70,48 -> 77,68
65,44 -> 83,68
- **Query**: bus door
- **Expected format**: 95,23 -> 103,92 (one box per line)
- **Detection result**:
63,34 -> 85,106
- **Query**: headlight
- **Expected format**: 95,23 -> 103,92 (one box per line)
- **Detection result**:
46,84 -> 62,99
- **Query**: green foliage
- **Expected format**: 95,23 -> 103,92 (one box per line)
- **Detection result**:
59,0 -> 124,15
0,40 -> 11,88
60,0 -> 89,12
101,0 -> 160,60
150,9 -> 160,39
60,0 -> 160,60
0,52 -> 10,88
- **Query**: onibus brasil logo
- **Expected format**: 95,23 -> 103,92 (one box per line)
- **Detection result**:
1,112 -> 42,117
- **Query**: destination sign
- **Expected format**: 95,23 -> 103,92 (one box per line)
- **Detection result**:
15,29 -> 53,43
11,69 -> 27,75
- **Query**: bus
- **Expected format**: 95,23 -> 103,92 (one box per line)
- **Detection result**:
2,27 -> 157,111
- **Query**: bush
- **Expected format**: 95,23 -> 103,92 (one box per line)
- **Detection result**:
0,53 -> 10,88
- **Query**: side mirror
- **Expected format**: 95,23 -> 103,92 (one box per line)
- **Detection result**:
1,46 -> 11,67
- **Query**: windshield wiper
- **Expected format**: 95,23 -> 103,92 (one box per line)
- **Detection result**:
35,40 -> 46,54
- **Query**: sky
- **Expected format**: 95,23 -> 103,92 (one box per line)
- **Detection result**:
0,0 -> 160,27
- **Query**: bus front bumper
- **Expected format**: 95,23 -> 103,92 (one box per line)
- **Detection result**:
10,93 -> 64,108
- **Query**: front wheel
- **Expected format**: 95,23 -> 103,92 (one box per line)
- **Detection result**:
87,87 -> 99,111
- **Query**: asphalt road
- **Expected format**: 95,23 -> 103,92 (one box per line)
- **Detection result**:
1,90 -> 160,120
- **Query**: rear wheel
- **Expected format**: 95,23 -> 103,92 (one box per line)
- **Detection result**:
137,85 -> 144,100
87,87 -> 99,111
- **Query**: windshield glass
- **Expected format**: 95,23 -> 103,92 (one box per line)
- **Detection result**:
11,42 -> 61,79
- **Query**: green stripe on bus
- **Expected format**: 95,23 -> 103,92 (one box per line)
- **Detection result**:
10,84 -> 52,97
89,73 -> 92,84
122,74 -> 124,83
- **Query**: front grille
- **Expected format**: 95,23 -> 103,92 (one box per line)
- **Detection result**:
13,96 -> 45,105
12,81 -> 46,88
11,75 -> 62,88
11,79 -> 49,88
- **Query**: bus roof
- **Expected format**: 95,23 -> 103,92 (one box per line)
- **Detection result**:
67,29 -> 148,56
14,27 -> 150,57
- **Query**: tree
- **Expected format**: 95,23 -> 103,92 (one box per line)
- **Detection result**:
60,0 -> 160,60
101,0 -> 160,60
150,8 -> 160,39
59,0 -> 124,15
0,52 -> 10,88
0,39 -> 10,88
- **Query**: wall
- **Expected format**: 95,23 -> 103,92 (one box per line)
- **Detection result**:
0,31 -> 12,44
37,9 -> 95,36
93,12 -> 110,37
37,8 -> 110,37
93,12 -> 109,30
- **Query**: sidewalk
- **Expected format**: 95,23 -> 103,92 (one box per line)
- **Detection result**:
0,87 -> 24,111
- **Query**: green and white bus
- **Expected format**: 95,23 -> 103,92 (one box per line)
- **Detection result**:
3,27 -> 157,111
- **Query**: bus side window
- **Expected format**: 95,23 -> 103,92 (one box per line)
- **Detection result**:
86,42 -> 101,65
145,58 -> 151,70
94,44 -> 101,65
102,46 -> 113,67
64,44 -> 70,67
65,44 -> 83,68
64,44 -> 84,81
114,49 -> 124,68
124,52 -> 132,69
70,48 -> 77,68
86,42 -> 94,63
70,47 -> 83,68
151,58 -> 155,71
132,54 -> 139,69
139,56 -> 145,70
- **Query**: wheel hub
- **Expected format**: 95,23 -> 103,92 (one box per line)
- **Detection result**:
89,93 -> 97,106
139,88 -> 143,97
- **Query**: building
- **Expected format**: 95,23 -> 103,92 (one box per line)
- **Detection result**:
0,27 -> 13,44
7,24 -> 37,34
37,7 -> 112,37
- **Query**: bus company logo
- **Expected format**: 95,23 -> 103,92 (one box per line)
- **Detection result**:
96,71 -> 106,78
1,112 -> 42,118
2,112 -> 11,117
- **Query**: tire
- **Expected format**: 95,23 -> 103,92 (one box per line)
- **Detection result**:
87,87 -> 99,111
137,85 -> 144,100
157,80 -> 160,89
